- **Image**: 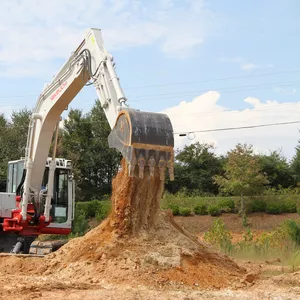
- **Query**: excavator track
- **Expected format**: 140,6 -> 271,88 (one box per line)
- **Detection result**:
108,109 -> 174,180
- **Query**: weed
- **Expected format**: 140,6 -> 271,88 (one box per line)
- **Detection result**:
204,219 -> 233,254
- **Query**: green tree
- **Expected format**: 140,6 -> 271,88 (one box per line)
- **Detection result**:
0,109 -> 31,191
214,144 -> 269,214
165,142 -> 223,195
7,108 -> 31,160
61,101 -> 121,201
259,150 -> 293,189
0,114 -> 9,191
291,141 -> 300,185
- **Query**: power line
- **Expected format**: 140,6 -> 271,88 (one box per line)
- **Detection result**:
167,102 -> 300,118
174,120 -> 300,135
1,68 -> 300,100
125,69 -> 300,90
131,80 -> 300,99
130,81 -> 300,102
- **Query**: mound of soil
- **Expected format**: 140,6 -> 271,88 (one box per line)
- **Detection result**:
0,160 -> 244,291
43,160 -> 244,289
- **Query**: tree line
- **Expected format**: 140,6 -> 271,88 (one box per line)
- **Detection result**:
1,102 -> 300,200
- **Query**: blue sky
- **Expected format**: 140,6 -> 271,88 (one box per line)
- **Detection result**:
0,0 -> 300,157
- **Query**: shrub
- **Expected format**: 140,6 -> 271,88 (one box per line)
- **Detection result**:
298,208 -> 300,215
71,208 -> 89,236
208,205 -> 222,217
266,202 -> 282,215
250,199 -> 266,213
168,203 -> 180,216
87,199 -> 102,218
218,198 -> 235,213
204,219 -> 232,254
282,199 -> 297,213
194,203 -> 208,215
285,220 -> 300,245
95,201 -> 111,222
179,207 -> 192,216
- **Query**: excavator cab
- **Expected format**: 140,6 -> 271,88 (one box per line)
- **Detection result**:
108,109 -> 175,181
6,158 -> 74,226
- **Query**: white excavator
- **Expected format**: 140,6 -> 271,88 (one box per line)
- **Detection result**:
0,28 -> 174,254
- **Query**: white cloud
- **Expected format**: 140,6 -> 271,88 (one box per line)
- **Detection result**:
0,0 -> 214,77
241,63 -> 260,71
163,92 -> 300,159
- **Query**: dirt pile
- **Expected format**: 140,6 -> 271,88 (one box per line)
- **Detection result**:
0,160 -> 244,291
40,160 -> 244,289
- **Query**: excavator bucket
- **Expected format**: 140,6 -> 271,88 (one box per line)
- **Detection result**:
108,109 -> 174,180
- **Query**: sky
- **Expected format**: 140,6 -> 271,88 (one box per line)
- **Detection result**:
0,0 -> 300,159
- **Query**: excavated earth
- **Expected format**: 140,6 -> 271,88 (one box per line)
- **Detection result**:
1,160 -> 299,299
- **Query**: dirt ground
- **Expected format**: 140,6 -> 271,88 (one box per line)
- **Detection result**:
175,213 -> 300,234
1,163 -> 300,300
0,260 -> 300,300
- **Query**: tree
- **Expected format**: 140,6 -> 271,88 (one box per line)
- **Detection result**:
8,108 -> 31,160
291,141 -> 300,185
0,109 -> 31,191
61,101 -> 121,201
214,144 -> 269,214
165,142 -> 223,195
0,114 -> 9,191
259,150 -> 293,189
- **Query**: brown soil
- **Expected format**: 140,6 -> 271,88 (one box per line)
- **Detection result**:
42,159 -> 243,289
175,213 -> 300,235
0,160 -> 245,299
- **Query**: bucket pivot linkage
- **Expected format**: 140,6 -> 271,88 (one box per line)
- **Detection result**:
108,109 -> 174,181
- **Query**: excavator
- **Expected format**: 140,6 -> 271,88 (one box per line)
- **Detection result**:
0,28 -> 174,255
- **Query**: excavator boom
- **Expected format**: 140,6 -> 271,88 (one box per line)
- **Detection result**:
18,27 -> 174,225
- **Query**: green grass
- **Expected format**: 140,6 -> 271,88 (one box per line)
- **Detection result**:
161,192 -> 300,216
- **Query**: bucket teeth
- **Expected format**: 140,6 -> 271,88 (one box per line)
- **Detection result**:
167,160 -> 174,181
129,153 -> 137,177
158,157 -> 166,180
138,155 -> 145,179
148,156 -> 156,177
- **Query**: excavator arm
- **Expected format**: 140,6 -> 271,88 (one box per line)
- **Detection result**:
20,28 -> 174,223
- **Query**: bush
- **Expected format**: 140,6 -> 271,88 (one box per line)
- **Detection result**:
95,201 -> 111,222
285,220 -> 300,245
71,208 -> 89,236
204,219 -> 232,254
208,205 -> 222,217
298,208 -> 300,215
194,203 -> 208,215
179,207 -> 192,216
266,202 -> 282,214
168,203 -> 180,216
282,199 -> 297,213
218,198 -> 235,213
250,199 -> 266,213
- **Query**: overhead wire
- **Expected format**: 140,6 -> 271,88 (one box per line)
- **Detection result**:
0,68 -> 300,100
174,120 -> 300,135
